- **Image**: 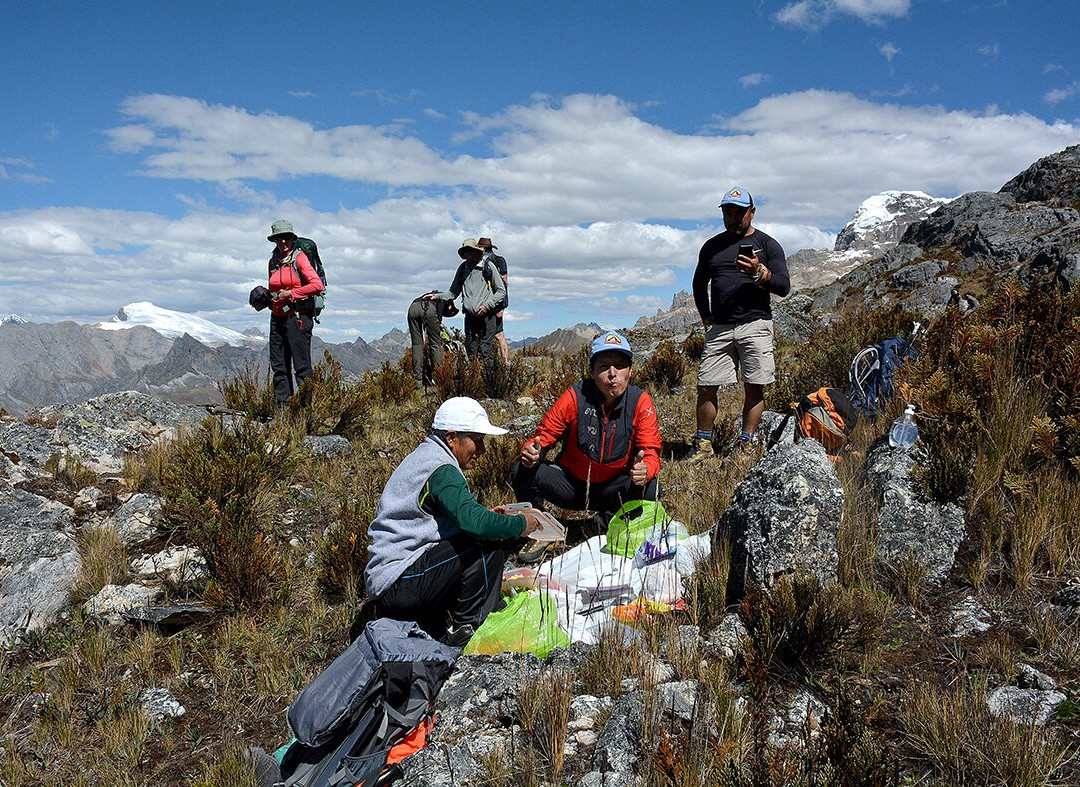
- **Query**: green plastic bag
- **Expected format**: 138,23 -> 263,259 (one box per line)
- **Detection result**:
603,499 -> 667,557
464,590 -> 570,658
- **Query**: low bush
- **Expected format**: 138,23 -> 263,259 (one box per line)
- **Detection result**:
740,573 -> 880,685
681,330 -> 706,363
637,340 -> 689,393
432,348 -> 486,401
293,352 -> 371,439
162,417 -> 298,611
219,363 -> 277,421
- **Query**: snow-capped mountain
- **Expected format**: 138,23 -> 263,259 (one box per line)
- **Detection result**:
95,302 -> 262,347
1,314 -> 28,326
834,191 -> 950,253
787,190 -> 950,290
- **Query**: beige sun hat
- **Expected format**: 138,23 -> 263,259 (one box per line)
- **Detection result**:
458,238 -> 484,258
267,219 -> 297,241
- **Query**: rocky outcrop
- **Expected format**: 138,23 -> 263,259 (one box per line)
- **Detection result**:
718,441 -> 844,594
864,439 -> 965,584
0,484 -> 78,644
999,144 -> 1080,205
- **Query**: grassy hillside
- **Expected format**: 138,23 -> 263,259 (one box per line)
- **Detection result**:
2,279 -> 1079,785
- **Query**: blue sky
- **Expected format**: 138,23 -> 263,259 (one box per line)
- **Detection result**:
2,0 -> 1078,341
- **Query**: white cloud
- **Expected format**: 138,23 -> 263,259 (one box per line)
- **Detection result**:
879,42 -> 901,63
1044,63 -> 1065,75
288,91 -> 315,98
3,90 -> 1075,340
740,73 -> 770,88
1044,82 -> 1079,104
776,0 -> 910,29
351,87 -> 422,104
978,43 -> 1000,58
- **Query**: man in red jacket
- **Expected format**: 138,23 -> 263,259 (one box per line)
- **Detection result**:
512,331 -> 662,560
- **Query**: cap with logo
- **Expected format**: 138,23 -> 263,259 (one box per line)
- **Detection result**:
589,331 -> 633,362
719,187 -> 753,209
432,397 -> 508,435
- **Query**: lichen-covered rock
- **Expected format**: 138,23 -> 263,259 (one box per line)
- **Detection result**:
593,690 -> 644,774
708,613 -> 748,661
84,583 -> 159,625
864,439 -> 965,583
946,596 -> 992,638
131,546 -> 207,584
27,391 -> 207,474
769,690 -> 827,748
301,435 -> 352,458
987,686 -> 1065,726
109,493 -> 163,547
718,441 -> 843,594
0,484 -> 78,644
140,687 -> 186,726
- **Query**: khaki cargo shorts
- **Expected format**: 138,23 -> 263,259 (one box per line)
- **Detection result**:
697,319 -> 776,387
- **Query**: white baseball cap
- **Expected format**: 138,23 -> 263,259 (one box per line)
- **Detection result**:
432,397 -> 508,435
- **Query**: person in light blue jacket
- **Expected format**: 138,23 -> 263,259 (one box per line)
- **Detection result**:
425,238 -> 507,361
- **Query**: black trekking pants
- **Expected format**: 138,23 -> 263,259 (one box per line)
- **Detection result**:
511,460 -> 661,532
407,299 -> 443,383
463,311 -> 497,361
269,311 -> 314,403
374,535 -> 508,639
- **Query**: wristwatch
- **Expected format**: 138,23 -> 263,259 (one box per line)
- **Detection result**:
752,265 -> 766,283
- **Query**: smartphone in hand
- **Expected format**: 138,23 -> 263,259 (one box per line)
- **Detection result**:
738,243 -> 755,258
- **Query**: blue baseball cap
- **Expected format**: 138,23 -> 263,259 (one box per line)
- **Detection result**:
590,331 -> 633,362
719,186 -> 753,208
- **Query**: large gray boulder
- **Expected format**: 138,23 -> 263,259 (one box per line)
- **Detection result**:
27,391 -> 208,474
999,144 -> 1080,205
0,484 -> 78,644
864,439 -> 965,583
718,441 -> 844,594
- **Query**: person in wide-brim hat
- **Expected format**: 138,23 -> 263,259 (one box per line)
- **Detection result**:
264,219 -> 322,404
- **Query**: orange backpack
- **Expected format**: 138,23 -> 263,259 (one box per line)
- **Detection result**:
773,387 -> 860,459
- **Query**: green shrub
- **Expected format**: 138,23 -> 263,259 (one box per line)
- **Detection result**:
433,348 -> 486,401
293,352 -> 371,438
359,361 -> 417,405
740,574 -> 878,685
637,340 -> 689,393
315,497 -> 373,600
219,363 -> 277,421
681,330 -> 706,363
162,417 -> 298,611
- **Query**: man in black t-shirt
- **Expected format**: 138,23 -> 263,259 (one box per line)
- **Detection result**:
689,186 -> 790,462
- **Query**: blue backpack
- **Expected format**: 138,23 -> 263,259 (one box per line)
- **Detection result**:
849,336 -> 920,417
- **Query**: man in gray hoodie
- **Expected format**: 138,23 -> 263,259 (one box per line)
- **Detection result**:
426,238 -> 508,361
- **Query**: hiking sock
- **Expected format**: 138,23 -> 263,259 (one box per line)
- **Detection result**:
739,431 -> 754,443
696,430 -> 712,441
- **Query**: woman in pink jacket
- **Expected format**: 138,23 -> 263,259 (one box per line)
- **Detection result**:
266,219 -> 324,404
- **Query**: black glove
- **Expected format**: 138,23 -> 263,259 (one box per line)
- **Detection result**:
249,286 -> 273,311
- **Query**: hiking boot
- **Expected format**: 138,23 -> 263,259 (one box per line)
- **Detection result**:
687,437 -> 715,464
516,538 -> 554,564
441,623 -> 475,648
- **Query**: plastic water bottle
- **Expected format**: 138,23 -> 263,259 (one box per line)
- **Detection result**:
888,404 -> 918,449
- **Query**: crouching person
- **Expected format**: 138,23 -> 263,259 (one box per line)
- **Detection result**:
364,397 -> 540,647
512,332 -> 662,562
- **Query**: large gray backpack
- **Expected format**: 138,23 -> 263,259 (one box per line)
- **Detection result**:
253,618 -> 458,787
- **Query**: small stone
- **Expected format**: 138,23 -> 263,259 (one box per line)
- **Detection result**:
131,546 -> 206,584
575,730 -> 598,746
140,687 -> 185,726
74,486 -> 102,512
987,686 -> 1065,726
1016,663 -> 1056,691
84,584 -> 159,625
948,596 -> 992,637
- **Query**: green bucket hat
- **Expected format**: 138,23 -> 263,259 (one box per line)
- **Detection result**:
267,219 -> 297,241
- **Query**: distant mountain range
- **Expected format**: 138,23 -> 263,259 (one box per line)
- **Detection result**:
0,304 -> 394,415
9,150 -> 1073,418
